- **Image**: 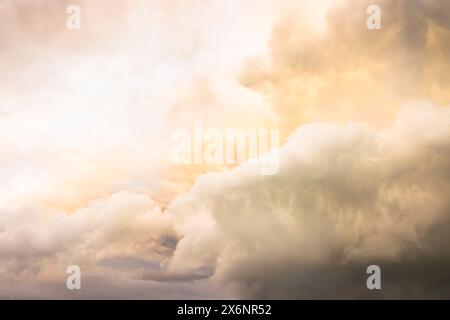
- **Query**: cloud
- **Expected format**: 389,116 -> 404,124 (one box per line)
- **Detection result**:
1,102 -> 449,298
165,102 -> 450,298
0,190 -> 224,299
0,0 -> 288,211
0,191 -> 174,280
240,0 -> 450,130
1,0 -> 450,299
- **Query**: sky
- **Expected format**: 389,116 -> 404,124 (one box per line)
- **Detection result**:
0,0 -> 449,298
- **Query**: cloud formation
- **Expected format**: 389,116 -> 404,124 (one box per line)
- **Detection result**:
1,102 -> 449,298
166,102 -> 450,298
0,0 -> 450,299
240,0 -> 450,130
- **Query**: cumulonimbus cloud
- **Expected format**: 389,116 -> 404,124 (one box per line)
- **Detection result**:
0,102 -> 449,298
165,101 -> 450,298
